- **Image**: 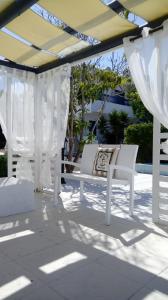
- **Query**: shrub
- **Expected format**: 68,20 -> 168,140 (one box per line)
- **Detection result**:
0,155 -> 7,177
124,123 -> 153,163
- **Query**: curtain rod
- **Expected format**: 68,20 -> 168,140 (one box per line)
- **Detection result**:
130,25 -> 163,42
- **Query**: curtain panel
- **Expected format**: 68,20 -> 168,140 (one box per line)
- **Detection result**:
36,65 -> 71,189
0,64 -> 71,189
0,67 -> 35,154
123,20 -> 168,129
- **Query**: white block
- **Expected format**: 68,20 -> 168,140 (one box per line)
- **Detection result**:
0,177 -> 35,217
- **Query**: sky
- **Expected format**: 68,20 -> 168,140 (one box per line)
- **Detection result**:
96,48 -> 125,69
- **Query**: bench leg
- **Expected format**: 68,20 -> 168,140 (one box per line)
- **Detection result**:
129,176 -> 134,216
105,181 -> 112,225
80,181 -> 84,201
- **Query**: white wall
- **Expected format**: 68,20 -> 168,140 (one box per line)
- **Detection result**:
85,100 -> 133,121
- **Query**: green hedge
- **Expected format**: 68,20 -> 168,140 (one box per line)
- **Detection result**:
0,155 -> 7,177
124,123 -> 153,163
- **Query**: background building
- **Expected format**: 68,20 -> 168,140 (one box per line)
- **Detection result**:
85,88 -> 134,142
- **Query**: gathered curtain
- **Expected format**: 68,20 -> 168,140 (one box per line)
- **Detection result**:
0,67 -> 35,181
123,19 -> 168,129
0,64 -> 71,189
0,66 -> 35,154
36,65 -> 71,189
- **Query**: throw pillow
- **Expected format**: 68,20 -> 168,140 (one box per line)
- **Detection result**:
92,147 -> 119,177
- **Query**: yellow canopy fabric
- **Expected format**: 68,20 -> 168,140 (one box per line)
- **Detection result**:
21,52 -> 56,67
7,10 -> 82,55
0,0 -> 13,13
0,31 -> 55,67
39,0 -> 136,41
120,0 -> 168,22
0,31 -> 37,61
0,0 -> 167,69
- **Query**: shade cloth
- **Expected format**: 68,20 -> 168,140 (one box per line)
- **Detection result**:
123,19 -> 168,129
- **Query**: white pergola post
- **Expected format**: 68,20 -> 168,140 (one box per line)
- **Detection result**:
152,118 -> 160,223
153,118 -> 168,224
54,75 -> 62,205
6,75 -> 12,178
34,76 -> 42,191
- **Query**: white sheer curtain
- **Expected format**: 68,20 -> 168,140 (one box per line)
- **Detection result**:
123,19 -> 168,129
0,66 -> 35,180
35,65 -> 71,189
0,64 -> 71,188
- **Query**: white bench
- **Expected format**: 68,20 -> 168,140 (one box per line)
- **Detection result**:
0,177 -> 35,217
61,144 -> 138,225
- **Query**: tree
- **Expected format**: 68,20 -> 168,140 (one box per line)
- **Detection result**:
98,111 -> 130,144
124,78 -> 153,123
108,111 -> 129,143
66,61 -> 122,171
107,52 -> 153,123
108,52 -> 128,76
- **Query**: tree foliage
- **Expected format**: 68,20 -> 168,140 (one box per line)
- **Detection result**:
66,62 -> 122,171
98,110 -> 130,144
108,53 -> 152,123
123,77 -> 153,123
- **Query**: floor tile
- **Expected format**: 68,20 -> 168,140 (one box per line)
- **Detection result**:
129,287 -> 168,300
15,238 -> 105,283
0,174 -> 167,300
147,267 -> 168,294
49,261 -> 141,300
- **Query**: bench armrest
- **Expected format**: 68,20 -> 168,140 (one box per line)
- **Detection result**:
108,164 -> 137,176
61,160 -> 81,169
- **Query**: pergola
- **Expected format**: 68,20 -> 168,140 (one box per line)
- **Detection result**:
0,0 -> 167,72
0,0 -> 168,224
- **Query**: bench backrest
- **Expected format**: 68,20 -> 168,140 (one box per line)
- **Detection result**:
81,144 -> 138,180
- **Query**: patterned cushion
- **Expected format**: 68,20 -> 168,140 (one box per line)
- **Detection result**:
92,147 -> 119,177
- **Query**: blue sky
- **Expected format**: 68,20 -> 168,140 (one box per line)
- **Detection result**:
98,48 -> 125,69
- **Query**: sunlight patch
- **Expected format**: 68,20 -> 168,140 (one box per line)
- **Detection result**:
144,290 -> 168,300
39,252 -> 87,274
0,222 -> 14,231
0,230 -> 34,243
0,276 -> 31,300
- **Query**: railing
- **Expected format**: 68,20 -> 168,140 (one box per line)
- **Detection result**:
153,118 -> 168,225
10,154 -> 56,193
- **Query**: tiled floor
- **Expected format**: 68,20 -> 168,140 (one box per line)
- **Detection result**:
0,174 -> 168,300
